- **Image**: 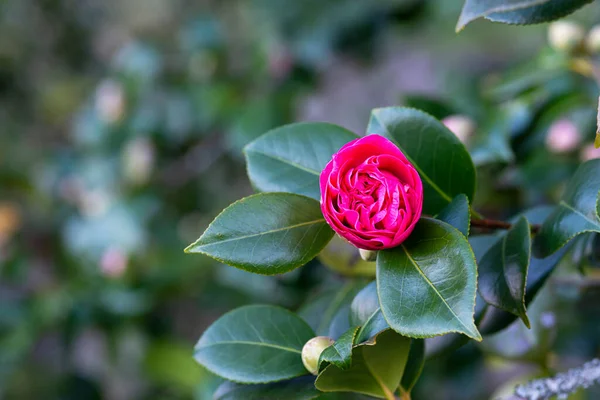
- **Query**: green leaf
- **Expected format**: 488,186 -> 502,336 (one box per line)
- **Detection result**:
350,282 -> 390,345
185,193 -> 334,275
436,194 -> 471,237
194,305 -> 315,383
486,0 -> 594,25
367,107 -> 476,215
402,95 -> 457,120
350,282 -> 379,327
315,330 -> 411,399
534,160 -> 600,258
244,122 -> 359,200
319,327 -> 360,371
478,217 -> 531,328
214,377 -> 321,400
457,0 -> 592,30
479,206 -> 569,335
377,218 -> 481,341
318,235 -> 376,278
400,339 -> 425,393
457,0 -> 541,30
299,282 -> 365,337
355,310 -> 390,346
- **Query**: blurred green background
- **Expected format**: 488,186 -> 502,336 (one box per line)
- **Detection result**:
2,1 -> 600,399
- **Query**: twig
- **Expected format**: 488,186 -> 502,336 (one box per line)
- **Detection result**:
470,218 -> 540,234
513,358 -> 600,400
425,215 -> 541,234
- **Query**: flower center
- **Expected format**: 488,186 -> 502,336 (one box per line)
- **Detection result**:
336,158 -> 412,232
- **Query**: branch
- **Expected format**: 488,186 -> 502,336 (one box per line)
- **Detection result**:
513,358 -> 600,400
424,215 -> 541,234
470,218 -> 540,234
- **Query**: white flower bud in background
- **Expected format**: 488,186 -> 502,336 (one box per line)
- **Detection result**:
301,336 -> 334,375
586,25 -> 600,54
95,79 -> 126,124
545,118 -> 581,153
548,21 -> 585,53
123,137 -> 155,185
441,115 -> 476,144
100,247 -> 128,278
580,142 -> 600,161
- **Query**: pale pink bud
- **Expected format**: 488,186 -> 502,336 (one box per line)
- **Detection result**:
545,119 -> 581,153
123,137 -> 155,185
96,79 -> 125,123
548,21 -> 584,53
100,247 -> 128,278
580,143 -> 600,161
442,115 -> 476,144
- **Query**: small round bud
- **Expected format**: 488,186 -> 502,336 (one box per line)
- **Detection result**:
441,115 -> 476,144
548,21 -> 584,53
359,248 -> 377,262
100,247 -> 128,278
301,336 -> 333,375
586,25 -> 600,54
95,79 -> 126,124
545,119 -> 581,154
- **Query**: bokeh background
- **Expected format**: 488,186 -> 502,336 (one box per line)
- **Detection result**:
2,1 -> 600,399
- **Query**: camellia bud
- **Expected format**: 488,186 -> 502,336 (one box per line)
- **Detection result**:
100,247 -> 128,278
548,21 -> 584,53
359,248 -> 377,262
586,25 -> 600,54
95,79 -> 126,124
301,336 -> 334,375
441,115 -> 476,145
545,118 -> 581,154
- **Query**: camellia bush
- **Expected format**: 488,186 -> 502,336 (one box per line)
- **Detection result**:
184,1 -> 600,399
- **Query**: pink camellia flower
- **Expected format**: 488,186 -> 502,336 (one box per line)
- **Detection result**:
320,135 -> 423,250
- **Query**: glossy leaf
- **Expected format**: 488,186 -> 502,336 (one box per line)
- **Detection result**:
213,377 -> 322,400
479,207 -> 569,335
194,305 -> 314,383
244,122 -> 359,200
315,330 -> 411,399
400,339 -> 425,393
402,95 -> 457,120
457,0 -> 585,31
350,282 -> 379,327
478,217 -> 531,328
377,218 -> 481,341
318,235 -> 376,278
185,193 -> 334,275
534,160 -> 600,257
486,0 -> 593,25
319,327 -> 359,371
436,194 -> 471,237
299,282 -> 365,337
355,310 -> 390,345
367,107 -> 476,215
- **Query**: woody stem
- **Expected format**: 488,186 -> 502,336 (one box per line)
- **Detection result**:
470,218 -> 540,234
424,215 -> 540,234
